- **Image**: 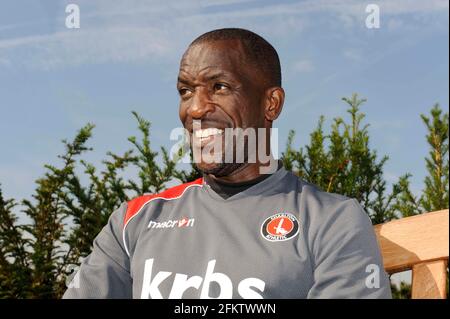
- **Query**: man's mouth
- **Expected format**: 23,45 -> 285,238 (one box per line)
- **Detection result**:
194,128 -> 224,138
193,128 -> 224,147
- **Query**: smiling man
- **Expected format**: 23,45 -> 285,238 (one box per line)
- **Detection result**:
63,28 -> 391,299
178,30 -> 281,179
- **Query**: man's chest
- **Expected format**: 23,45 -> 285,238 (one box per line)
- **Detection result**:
127,195 -> 313,299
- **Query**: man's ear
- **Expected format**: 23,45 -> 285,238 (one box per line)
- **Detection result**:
264,87 -> 285,122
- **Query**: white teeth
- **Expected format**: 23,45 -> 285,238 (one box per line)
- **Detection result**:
194,128 -> 224,138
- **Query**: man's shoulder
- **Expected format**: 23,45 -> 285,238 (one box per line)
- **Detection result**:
284,170 -> 350,203
299,178 -> 351,205
285,171 -> 371,226
124,178 -> 204,227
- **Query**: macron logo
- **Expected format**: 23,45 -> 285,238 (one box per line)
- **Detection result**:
148,217 -> 195,229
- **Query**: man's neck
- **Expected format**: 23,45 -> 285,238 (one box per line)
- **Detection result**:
208,156 -> 278,184
207,162 -> 258,184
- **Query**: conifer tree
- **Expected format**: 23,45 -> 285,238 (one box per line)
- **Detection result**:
390,104 -> 449,299
393,104 -> 449,216
282,93 -> 402,224
0,187 -> 31,298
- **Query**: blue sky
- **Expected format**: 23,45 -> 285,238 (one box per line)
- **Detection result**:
0,0 -> 448,203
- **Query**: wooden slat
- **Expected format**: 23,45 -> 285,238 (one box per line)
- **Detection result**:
412,260 -> 448,299
374,209 -> 449,273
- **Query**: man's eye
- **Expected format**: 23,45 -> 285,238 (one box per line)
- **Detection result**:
213,83 -> 229,92
178,88 -> 192,97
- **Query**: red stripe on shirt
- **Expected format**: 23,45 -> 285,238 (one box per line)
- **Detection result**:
123,178 -> 203,227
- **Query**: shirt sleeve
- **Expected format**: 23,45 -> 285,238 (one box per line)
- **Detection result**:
307,199 -> 392,299
62,202 -> 132,299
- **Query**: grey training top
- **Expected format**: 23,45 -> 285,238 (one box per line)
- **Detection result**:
63,166 -> 392,299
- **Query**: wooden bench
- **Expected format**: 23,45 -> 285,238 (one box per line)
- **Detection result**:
374,209 -> 449,298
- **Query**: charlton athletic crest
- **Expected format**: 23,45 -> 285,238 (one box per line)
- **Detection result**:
261,213 -> 300,242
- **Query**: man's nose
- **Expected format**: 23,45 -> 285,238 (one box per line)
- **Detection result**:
188,88 -> 215,119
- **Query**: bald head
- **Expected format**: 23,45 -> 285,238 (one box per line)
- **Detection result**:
188,28 -> 282,88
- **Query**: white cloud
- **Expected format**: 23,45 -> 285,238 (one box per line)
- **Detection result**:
175,0 -> 447,22
0,27 -> 172,69
0,0 -> 447,70
293,59 -> 314,73
379,0 -> 448,15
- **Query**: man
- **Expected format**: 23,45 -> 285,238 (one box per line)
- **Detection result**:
63,28 -> 391,299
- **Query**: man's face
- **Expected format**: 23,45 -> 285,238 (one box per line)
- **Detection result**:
177,39 -> 267,175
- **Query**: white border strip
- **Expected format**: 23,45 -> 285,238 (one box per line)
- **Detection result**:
122,183 -> 203,257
